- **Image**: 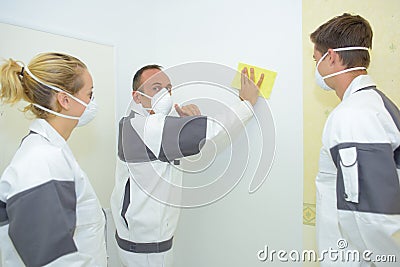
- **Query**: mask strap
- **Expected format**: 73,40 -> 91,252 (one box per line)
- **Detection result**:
136,88 -> 169,99
24,66 -> 88,107
316,52 -> 328,68
318,47 -> 369,65
323,67 -> 367,79
135,88 -> 170,112
135,91 -> 153,111
332,47 -> 369,52
135,90 -> 152,100
32,103 -> 80,120
321,46 -> 369,79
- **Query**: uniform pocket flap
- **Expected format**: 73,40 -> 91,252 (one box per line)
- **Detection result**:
339,147 -> 357,167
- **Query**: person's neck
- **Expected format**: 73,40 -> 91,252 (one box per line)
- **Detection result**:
46,117 -> 76,140
334,70 -> 367,100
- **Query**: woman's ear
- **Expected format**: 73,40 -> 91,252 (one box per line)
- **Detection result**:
56,92 -> 71,110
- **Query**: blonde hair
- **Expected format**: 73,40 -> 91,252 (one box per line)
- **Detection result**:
0,52 -> 87,119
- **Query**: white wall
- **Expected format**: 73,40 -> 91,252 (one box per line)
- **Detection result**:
0,1 -> 303,266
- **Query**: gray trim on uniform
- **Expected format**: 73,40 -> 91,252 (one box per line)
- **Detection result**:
0,200 -> 8,226
115,231 -> 173,253
330,142 -> 400,214
158,115 -> 207,162
356,86 -> 400,168
118,112 -> 208,164
121,179 -> 130,227
19,131 -> 38,149
7,180 -> 77,267
373,89 -> 400,131
118,111 -> 157,163
372,88 -> 400,168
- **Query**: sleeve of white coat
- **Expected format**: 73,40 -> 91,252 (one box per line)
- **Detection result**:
122,100 -> 254,163
328,106 -> 400,215
4,170 -> 102,267
6,178 -> 78,267
205,100 -> 254,140
158,100 -> 253,162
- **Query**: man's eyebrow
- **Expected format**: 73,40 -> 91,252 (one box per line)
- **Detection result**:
151,82 -> 162,86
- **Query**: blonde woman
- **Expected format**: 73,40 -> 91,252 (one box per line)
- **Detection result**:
0,52 -> 107,266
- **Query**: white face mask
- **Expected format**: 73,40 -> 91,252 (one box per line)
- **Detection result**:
24,66 -> 97,127
136,88 -> 172,115
315,46 -> 369,91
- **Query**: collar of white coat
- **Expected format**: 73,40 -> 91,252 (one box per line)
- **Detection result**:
29,119 -> 67,147
342,74 -> 376,100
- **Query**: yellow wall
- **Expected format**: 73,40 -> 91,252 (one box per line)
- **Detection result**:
303,0 -> 400,266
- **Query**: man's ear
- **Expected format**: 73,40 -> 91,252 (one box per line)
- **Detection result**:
56,92 -> 71,110
327,48 -> 339,66
132,91 -> 141,104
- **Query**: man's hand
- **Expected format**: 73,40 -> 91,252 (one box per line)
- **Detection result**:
175,104 -> 201,117
239,67 -> 264,106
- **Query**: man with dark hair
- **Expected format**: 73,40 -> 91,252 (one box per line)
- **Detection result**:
311,13 -> 400,266
111,64 -> 263,266
132,64 -> 162,91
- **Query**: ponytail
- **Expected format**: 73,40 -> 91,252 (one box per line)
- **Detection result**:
0,59 -> 29,104
0,52 -> 87,119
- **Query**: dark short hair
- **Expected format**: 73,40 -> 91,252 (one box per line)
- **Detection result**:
132,64 -> 162,91
310,13 -> 373,68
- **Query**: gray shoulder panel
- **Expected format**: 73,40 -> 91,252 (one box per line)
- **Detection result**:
0,200 -> 7,226
118,111 -> 157,163
159,115 -> 207,162
330,142 -> 400,214
374,89 -> 400,131
373,89 -> 400,168
7,180 -> 77,267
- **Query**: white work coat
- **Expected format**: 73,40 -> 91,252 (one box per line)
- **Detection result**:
316,75 -> 400,266
110,99 -> 254,254
0,119 -> 107,267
